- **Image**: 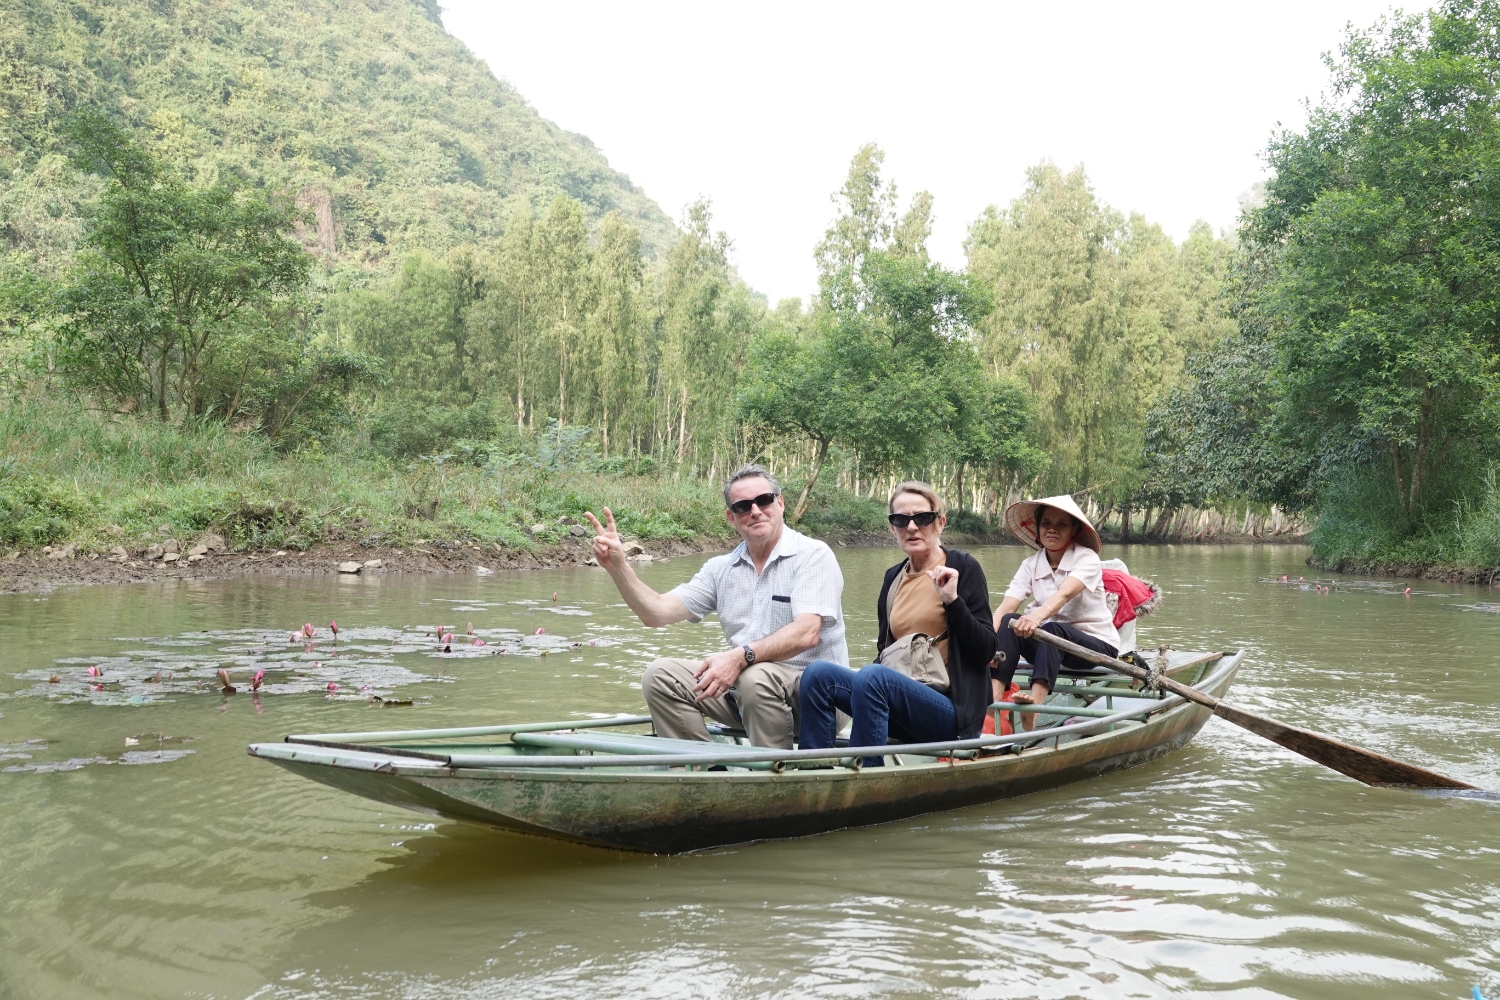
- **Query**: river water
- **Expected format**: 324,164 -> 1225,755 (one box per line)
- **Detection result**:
1,543 -> 1497,999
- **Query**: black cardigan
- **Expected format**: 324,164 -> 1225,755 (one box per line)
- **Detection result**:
875,546 -> 997,737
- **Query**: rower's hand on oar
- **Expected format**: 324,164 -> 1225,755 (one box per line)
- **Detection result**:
583,508 -> 625,571
1010,610 -> 1047,638
692,649 -> 744,701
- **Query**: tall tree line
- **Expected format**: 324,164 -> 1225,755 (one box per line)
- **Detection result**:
1147,0 -> 1500,565
966,163 -> 1237,524
327,196 -> 760,472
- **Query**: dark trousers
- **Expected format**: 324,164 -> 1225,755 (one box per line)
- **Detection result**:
799,661 -> 976,767
994,613 -> 1118,693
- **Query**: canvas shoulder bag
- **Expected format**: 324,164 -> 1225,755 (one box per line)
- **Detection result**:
876,568 -> 951,694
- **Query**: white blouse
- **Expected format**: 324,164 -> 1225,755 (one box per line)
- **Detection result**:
1003,542 -> 1120,649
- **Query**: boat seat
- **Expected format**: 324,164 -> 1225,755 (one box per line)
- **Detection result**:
1015,659 -> 1116,679
510,729 -> 745,757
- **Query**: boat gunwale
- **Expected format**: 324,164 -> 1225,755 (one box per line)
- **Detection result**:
249,652 -> 1242,781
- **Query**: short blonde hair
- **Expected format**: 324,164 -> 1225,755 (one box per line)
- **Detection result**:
888,480 -> 947,517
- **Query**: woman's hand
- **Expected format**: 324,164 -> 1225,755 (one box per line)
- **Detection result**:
927,565 -> 960,604
1011,608 -> 1049,638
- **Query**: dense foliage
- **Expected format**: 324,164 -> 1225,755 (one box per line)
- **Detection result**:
0,0 -> 676,272
966,164 -> 1237,519
740,146 -> 1040,518
0,0 -> 1340,558
1158,0 -> 1500,569
28,111 -> 377,433
322,195 -> 759,472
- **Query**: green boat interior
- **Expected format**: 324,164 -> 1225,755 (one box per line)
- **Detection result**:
258,649 -> 1229,774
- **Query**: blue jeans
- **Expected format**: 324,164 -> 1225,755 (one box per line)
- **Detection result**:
799,660 -> 970,767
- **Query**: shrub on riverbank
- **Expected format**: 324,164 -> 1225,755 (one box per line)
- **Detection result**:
1309,467 -> 1500,579
0,399 -> 915,555
0,399 -> 741,553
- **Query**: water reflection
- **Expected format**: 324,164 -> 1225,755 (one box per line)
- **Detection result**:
1,544 -> 1497,999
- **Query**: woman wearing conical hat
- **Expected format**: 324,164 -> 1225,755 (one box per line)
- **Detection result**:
993,495 -> 1120,731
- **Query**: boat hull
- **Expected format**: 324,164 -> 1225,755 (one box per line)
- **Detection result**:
263,653 -> 1241,853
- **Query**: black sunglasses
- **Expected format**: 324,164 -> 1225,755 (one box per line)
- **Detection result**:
728,492 -> 780,515
888,511 -> 941,529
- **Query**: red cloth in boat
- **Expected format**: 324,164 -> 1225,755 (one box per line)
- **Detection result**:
1102,569 -> 1157,628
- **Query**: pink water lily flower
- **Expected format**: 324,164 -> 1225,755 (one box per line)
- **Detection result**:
326,681 -> 338,692
534,627 -> 546,636
87,665 -> 102,677
330,620 -> 340,637
251,669 -> 265,691
302,623 -> 315,638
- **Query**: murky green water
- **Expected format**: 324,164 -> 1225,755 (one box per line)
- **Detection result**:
2,544 -> 1497,999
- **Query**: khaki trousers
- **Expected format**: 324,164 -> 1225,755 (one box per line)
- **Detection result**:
641,657 -> 803,749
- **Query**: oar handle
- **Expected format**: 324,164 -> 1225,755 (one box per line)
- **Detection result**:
1010,620 -> 1220,710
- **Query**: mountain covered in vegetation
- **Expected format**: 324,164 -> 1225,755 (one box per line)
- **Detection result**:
0,0 -> 678,271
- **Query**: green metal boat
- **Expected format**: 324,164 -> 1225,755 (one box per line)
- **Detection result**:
248,649 -> 1242,853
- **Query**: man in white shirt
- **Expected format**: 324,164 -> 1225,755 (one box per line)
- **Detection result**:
584,464 -> 848,748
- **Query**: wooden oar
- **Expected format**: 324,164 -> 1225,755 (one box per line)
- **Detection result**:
1016,623 -> 1475,790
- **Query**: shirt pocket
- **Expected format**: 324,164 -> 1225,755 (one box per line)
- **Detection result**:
761,593 -> 795,635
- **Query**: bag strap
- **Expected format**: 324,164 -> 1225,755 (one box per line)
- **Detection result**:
884,563 -> 904,624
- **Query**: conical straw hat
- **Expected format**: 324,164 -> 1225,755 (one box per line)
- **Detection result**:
1004,494 -> 1103,553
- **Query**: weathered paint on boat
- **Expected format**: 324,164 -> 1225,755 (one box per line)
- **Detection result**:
252,651 -> 1241,853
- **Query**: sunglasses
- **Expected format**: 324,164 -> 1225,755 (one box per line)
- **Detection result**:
888,511 -> 941,529
728,492 -> 780,515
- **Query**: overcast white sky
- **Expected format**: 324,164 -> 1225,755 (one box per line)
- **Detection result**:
440,0 -> 1428,304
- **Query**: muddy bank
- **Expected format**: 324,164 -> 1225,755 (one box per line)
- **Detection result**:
0,534 -> 730,595
0,526 -> 1313,596
1310,556 -> 1500,586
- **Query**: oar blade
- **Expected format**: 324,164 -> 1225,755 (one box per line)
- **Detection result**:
1212,702 -> 1475,790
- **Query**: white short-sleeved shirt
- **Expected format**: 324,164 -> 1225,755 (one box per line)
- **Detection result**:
1003,542 -> 1120,649
670,526 -> 849,668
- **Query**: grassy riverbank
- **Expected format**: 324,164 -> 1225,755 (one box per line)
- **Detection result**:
0,399 -> 909,560
0,398 -> 1344,599
1307,475 -> 1500,583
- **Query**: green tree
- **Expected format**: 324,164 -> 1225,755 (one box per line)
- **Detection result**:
43,110 -> 332,424
653,199 -> 757,470
736,315 -> 841,520
967,162 -> 1233,508
587,212 -> 646,458
1246,0 -> 1500,529
742,147 -> 1001,517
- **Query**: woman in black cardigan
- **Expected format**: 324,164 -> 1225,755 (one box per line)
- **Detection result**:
800,481 -> 996,766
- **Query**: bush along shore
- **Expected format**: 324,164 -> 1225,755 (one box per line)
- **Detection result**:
0,399 -> 1315,595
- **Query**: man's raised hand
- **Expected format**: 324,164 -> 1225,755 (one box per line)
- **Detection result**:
583,508 -> 626,571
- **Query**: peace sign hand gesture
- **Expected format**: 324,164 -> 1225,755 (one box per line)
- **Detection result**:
583,507 -> 626,572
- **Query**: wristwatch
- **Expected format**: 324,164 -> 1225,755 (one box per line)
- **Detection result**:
741,644 -> 757,665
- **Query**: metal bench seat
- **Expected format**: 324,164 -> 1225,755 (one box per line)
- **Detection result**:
510,730 -> 742,757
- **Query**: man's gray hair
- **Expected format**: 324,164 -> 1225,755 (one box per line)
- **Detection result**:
722,463 -> 782,507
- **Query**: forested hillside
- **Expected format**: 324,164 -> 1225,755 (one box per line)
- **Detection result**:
0,0 -> 678,272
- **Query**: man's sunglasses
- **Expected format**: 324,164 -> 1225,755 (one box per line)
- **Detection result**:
888,511 -> 941,529
728,492 -> 780,515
